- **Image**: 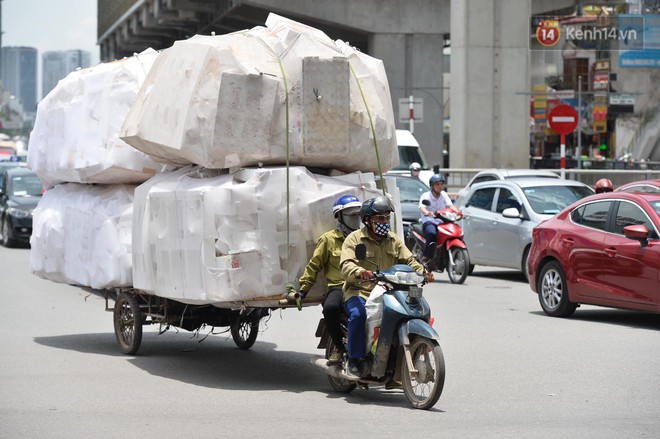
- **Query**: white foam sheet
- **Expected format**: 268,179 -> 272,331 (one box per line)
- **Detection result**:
131,166 -> 399,305
27,49 -> 162,187
120,13 -> 398,173
30,183 -> 135,289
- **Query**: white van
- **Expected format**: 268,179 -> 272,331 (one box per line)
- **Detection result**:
387,129 -> 435,184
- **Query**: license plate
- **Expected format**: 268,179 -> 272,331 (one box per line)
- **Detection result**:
409,286 -> 423,298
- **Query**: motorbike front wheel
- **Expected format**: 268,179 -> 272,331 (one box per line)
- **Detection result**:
402,336 -> 445,410
447,247 -> 470,284
325,339 -> 356,393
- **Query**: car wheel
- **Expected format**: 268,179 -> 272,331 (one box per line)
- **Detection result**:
1,217 -> 17,248
521,247 -> 530,283
537,260 -> 577,317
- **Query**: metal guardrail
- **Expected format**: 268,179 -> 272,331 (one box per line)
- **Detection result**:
437,167 -> 660,195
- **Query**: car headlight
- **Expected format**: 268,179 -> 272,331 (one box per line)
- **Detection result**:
7,207 -> 31,218
384,270 -> 425,285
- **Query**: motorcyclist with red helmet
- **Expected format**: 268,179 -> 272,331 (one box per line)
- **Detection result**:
594,178 -> 614,194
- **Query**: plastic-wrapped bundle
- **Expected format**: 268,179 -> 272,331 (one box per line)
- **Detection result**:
30,183 -> 135,289
27,49 -> 162,187
120,13 -> 397,173
131,166 -> 399,306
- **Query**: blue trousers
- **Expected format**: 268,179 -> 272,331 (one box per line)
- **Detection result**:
344,295 -> 367,360
423,222 -> 438,255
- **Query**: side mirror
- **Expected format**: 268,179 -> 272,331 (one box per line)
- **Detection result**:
623,224 -> 650,247
502,207 -> 521,219
422,199 -> 430,206
355,243 -> 367,260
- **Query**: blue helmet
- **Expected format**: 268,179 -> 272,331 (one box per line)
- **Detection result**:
429,174 -> 446,187
333,195 -> 361,218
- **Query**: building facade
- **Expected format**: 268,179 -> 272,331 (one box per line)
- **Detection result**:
42,50 -> 92,99
0,46 -> 37,120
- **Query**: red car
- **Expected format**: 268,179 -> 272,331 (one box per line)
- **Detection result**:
528,191 -> 660,317
615,179 -> 660,194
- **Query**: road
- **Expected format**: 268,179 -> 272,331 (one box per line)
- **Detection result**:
1,245 -> 659,438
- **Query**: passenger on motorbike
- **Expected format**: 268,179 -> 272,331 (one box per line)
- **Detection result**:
594,178 -> 614,193
340,195 -> 433,379
296,195 -> 362,365
418,174 -> 461,257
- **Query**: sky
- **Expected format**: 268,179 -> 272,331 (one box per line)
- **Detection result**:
2,0 -> 100,96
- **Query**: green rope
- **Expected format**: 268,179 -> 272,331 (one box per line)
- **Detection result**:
349,62 -> 399,232
276,56 -> 291,283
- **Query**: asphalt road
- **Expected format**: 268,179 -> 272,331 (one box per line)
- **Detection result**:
1,245 -> 659,438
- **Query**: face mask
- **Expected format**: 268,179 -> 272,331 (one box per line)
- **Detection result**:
371,221 -> 391,237
342,212 -> 361,231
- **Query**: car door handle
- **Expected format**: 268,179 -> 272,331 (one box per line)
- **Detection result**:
561,238 -> 574,248
604,247 -> 617,257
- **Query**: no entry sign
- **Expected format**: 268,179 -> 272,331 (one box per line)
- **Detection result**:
548,104 -> 578,135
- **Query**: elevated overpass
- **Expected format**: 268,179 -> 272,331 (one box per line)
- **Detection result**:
98,0 -> 576,169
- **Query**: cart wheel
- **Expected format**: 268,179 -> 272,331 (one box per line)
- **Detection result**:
230,320 -> 259,350
113,291 -> 143,355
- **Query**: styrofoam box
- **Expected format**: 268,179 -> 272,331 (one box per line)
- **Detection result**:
132,166 -> 401,306
120,13 -> 398,173
27,49 -> 162,187
30,183 -> 135,289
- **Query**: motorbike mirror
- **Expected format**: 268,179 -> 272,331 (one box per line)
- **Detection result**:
355,243 -> 367,260
424,242 -> 437,259
422,199 -> 431,206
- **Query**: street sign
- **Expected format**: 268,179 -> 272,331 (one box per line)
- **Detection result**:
548,104 -> 578,135
398,98 -> 423,123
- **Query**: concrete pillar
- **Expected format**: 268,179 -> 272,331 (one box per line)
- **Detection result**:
450,0 -> 531,168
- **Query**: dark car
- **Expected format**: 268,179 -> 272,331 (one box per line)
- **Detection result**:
377,174 -> 429,235
528,191 -> 660,317
0,167 -> 44,247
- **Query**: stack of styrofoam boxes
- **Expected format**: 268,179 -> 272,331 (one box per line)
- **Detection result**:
118,13 -> 401,306
28,49 -> 162,289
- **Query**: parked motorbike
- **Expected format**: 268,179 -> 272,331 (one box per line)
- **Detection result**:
406,200 -> 470,284
312,243 -> 445,410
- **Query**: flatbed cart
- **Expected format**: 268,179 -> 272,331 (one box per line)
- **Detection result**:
100,288 -> 309,355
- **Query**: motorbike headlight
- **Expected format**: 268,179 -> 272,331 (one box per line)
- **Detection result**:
8,207 -> 31,218
384,270 -> 425,285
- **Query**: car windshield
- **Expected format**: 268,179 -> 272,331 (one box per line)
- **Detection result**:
396,178 -> 429,202
522,185 -> 593,215
392,145 -> 430,170
10,174 -> 44,197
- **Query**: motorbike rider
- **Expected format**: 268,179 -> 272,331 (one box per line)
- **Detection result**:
419,174 -> 461,257
296,195 -> 362,365
340,195 -> 433,379
594,178 -> 614,193
409,162 -> 422,180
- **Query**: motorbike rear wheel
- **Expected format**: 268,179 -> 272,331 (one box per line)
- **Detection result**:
325,339 -> 356,393
230,320 -> 259,350
447,247 -> 470,284
402,336 -> 445,410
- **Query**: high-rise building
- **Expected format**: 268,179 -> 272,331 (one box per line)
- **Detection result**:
42,50 -> 91,98
1,46 -> 38,118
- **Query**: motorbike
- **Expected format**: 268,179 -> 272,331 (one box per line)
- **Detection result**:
406,200 -> 470,284
312,242 -> 445,410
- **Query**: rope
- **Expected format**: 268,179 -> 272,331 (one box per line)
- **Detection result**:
275,55 -> 291,283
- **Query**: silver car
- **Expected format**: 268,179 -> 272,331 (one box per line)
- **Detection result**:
454,168 -> 559,207
459,178 -> 593,280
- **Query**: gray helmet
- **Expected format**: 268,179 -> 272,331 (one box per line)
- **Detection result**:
409,162 -> 421,171
429,174 -> 446,186
360,196 -> 393,224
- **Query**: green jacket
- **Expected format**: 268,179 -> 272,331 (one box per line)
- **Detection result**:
298,229 -> 346,294
340,227 -> 424,301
